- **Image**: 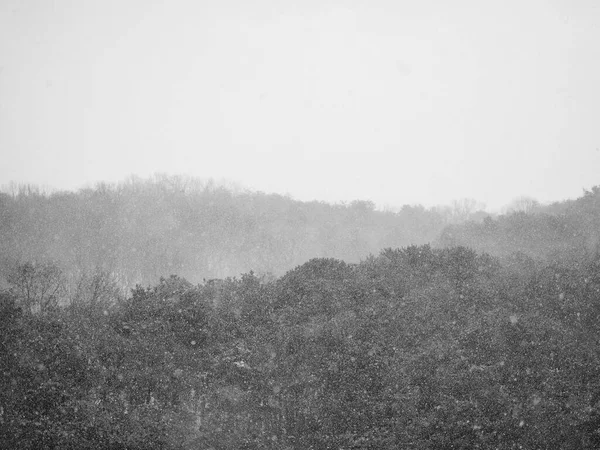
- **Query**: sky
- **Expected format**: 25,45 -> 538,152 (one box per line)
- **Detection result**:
0,0 -> 599,211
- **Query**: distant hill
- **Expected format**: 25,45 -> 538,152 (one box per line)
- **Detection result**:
0,175 -> 447,286
437,185 -> 600,262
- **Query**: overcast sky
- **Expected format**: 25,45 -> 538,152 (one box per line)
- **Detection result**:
1,0 -> 599,210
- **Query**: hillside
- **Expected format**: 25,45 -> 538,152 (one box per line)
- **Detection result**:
3,180 -> 600,448
3,243 -> 600,448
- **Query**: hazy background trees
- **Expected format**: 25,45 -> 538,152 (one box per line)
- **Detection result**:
0,175 -> 449,289
437,187 -> 600,263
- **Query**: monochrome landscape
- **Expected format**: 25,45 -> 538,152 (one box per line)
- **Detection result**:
1,0 -> 600,448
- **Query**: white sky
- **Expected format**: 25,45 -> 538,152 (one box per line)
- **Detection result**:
0,0 -> 599,210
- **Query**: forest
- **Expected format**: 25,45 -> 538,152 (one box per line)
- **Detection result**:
2,178 -> 600,449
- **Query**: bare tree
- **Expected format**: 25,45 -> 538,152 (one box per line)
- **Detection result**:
7,261 -> 66,314
70,267 -> 124,311
447,198 -> 486,223
503,196 -> 540,214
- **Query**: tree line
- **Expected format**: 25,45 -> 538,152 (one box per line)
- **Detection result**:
0,175 -> 449,288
